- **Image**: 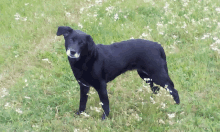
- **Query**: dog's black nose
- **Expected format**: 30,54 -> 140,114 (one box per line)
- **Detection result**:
70,50 -> 76,55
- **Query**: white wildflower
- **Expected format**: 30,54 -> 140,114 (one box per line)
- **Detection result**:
158,119 -> 165,124
22,17 -> 27,21
130,37 -> 134,39
25,79 -> 27,82
78,23 -> 83,28
173,35 -> 177,39
180,112 -> 185,115
203,6 -> 208,11
168,20 -> 174,24
0,88 -> 9,98
164,2 -> 169,10
80,8 -> 84,14
146,26 -> 152,32
181,22 -> 187,29
201,34 -> 210,39
88,4 -> 94,9
210,40 -> 220,54
65,11 -> 71,17
32,124 -> 39,128
106,6 -> 114,13
95,0 -> 102,4
138,88 -> 142,92
133,113 -> 142,121
114,13 -> 119,21
150,96 -> 155,104
124,15 -> 127,19
216,8 -> 220,13
94,12 -> 98,17
159,32 -> 164,35
90,106 -> 102,112
166,88 -> 172,93
14,13 -> 20,20
89,91 -> 96,94
167,113 -> 175,119
99,102 -> 103,105
213,37 -> 218,41
204,18 -> 209,21
25,3 -> 29,6
184,14 -> 189,19
24,96 -> 31,99
156,22 -> 163,27
42,58 -> 51,63
81,112 -> 90,117
177,119 -> 182,124
169,120 -> 174,125
4,102 -> 11,108
74,129 -> 79,132
161,103 -> 166,109
183,2 -> 188,7
16,108 -> 23,114
141,33 -> 148,37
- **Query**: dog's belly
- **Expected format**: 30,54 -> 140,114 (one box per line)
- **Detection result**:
105,62 -> 138,82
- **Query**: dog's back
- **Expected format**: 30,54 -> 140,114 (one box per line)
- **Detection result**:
97,39 -> 163,65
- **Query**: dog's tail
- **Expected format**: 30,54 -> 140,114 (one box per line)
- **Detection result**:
160,45 -> 166,60
160,45 -> 168,73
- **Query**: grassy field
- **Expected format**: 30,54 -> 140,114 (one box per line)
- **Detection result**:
0,0 -> 220,131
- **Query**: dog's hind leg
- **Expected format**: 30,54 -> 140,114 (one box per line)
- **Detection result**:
150,70 -> 180,104
77,84 -> 90,115
137,70 -> 160,94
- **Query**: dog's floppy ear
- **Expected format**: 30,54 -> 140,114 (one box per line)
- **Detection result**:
56,26 -> 73,37
85,35 -> 96,55
86,35 -> 95,46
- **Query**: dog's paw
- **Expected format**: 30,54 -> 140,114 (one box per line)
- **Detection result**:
76,111 -> 81,115
101,113 -> 107,120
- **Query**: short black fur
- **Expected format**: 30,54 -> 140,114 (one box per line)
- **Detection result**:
56,26 -> 180,120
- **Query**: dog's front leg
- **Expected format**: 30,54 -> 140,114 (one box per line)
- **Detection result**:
77,84 -> 90,115
96,81 -> 109,120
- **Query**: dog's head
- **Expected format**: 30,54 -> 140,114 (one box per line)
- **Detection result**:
56,26 -> 96,60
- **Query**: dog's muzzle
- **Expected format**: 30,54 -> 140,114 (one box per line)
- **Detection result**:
66,49 -> 80,58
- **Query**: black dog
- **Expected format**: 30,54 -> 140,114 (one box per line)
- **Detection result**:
56,26 -> 180,120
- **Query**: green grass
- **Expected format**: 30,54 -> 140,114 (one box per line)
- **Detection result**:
0,0 -> 220,131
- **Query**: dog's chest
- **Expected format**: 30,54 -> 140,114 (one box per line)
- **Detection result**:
72,67 -> 97,87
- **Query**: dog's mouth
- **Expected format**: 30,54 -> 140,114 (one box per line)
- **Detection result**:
66,49 -> 80,58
